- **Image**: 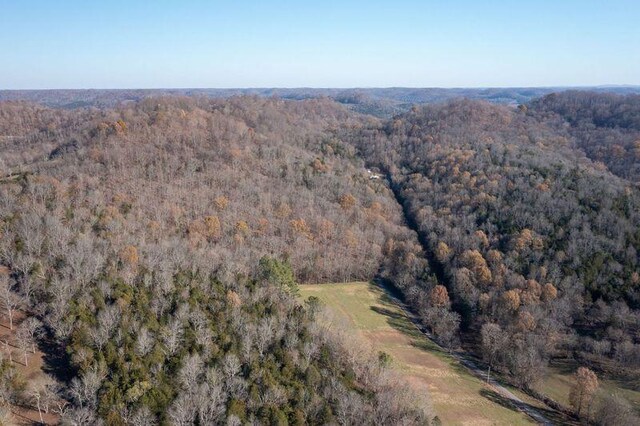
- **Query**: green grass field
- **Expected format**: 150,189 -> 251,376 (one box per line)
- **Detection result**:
534,359 -> 640,415
300,282 -> 538,425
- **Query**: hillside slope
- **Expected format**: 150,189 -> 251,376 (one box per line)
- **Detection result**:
529,91 -> 640,183
0,97 -> 434,424
351,99 -> 640,420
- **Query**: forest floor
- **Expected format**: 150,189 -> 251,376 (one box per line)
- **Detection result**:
300,281 -> 565,425
0,311 -> 59,425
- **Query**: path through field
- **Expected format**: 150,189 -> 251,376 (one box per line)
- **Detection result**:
380,283 -> 557,426
300,282 -> 563,425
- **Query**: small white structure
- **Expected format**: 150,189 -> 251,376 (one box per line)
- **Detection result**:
367,169 -> 382,180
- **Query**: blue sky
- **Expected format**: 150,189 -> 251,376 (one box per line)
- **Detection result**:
1,0 -> 638,89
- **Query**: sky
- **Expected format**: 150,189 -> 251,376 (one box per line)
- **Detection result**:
1,0 -> 639,89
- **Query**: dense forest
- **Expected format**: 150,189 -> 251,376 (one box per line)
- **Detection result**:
1,91 -> 639,424
350,97 -> 640,422
530,91 -> 640,182
0,97 -> 433,424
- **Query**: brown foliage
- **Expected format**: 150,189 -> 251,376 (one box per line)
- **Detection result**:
214,196 -> 229,211
235,220 -> 250,236
461,250 -> 492,286
203,216 -> 221,239
435,241 -> 452,263
339,193 -> 357,210
429,285 -> 450,308
516,311 -> 536,331
119,245 -> 139,267
541,283 -> 558,302
226,290 -> 242,308
500,290 -> 521,312
569,367 -> 599,417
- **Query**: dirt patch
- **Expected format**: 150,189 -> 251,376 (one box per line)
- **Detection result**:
1,312 -> 61,425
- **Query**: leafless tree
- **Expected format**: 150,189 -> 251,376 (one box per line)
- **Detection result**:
0,273 -> 22,330
89,304 -> 120,350
20,316 -> 42,353
135,327 -> 154,356
129,406 -> 157,426
68,366 -> 106,409
167,393 -> 195,426
161,318 -> 183,356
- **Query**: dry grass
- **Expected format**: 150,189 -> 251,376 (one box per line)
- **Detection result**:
301,282 -> 536,425
534,359 -> 640,415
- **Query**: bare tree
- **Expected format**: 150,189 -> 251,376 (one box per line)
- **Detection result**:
222,353 -> 241,379
61,407 -> 98,426
15,322 -> 33,366
255,316 -> 276,358
21,316 -> 42,353
129,406 -> 157,426
480,322 -> 504,381
178,353 -> 203,391
167,393 -> 195,426
594,393 -> 640,426
0,273 -> 22,330
194,380 -> 225,424
161,318 -> 183,356
68,366 -> 106,409
88,304 -> 120,350
135,327 -> 154,356
29,382 -> 47,424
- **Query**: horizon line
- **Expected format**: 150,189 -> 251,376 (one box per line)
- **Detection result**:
2,84 -> 640,92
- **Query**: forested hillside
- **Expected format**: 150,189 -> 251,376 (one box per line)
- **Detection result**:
2,93 -> 640,424
529,91 -> 640,182
351,99 -> 640,420
0,97 -> 433,424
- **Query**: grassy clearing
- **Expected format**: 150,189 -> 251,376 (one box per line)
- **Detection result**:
534,359 -> 640,415
300,282 -> 537,425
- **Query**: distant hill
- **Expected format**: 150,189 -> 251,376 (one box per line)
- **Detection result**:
2,86 -> 640,116
529,91 -> 640,182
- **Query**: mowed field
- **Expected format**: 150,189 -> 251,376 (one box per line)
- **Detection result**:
300,282 -> 536,425
534,360 -> 640,415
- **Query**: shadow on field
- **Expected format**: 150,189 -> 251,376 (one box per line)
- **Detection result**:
366,281 -> 579,424
549,358 -> 576,376
369,304 -> 449,358
550,358 -> 640,395
480,389 -> 579,425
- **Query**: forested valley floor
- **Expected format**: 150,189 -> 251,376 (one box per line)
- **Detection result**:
0,91 -> 639,425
